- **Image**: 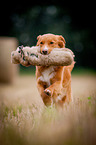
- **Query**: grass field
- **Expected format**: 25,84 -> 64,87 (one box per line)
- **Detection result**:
0,72 -> 96,145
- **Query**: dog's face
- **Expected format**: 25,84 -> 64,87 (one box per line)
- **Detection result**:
36,34 -> 66,55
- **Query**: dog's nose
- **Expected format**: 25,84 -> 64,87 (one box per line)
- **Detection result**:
42,50 -> 48,55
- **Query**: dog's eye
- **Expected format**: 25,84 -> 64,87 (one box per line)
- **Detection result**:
40,42 -> 43,44
50,42 -> 54,44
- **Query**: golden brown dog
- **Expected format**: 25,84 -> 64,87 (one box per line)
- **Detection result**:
36,33 -> 75,107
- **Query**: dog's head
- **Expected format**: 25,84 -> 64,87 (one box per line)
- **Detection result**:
36,33 -> 66,55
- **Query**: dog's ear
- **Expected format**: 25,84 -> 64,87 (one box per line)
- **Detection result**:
37,35 -> 42,40
58,35 -> 66,48
36,35 -> 42,46
59,35 -> 66,44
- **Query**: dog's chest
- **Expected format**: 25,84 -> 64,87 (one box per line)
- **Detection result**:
39,66 -> 55,86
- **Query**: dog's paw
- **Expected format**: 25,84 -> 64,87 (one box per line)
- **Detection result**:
44,89 -> 51,96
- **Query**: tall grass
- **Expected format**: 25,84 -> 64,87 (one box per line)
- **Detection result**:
0,74 -> 96,145
0,93 -> 96,145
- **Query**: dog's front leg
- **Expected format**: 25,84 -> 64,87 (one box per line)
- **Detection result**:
37,80 -> 53,106
44,81 -> 61,98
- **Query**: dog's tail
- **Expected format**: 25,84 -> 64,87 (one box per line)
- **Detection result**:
61,61 -> 75,87
67,61 -> 75,72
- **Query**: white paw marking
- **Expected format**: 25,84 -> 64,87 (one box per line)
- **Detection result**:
44,89 -> 51,96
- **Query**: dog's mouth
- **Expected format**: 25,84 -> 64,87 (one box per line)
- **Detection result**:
41,50 -> 50,55
40,46 -> 50,55
41,50 -> 48,55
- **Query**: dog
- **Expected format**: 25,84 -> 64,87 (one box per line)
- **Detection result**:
36,33 -> 75,107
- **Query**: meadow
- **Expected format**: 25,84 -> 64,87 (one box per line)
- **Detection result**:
0,70 -> 96,145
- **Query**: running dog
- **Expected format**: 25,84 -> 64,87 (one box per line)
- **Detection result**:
36,33 -> 75,107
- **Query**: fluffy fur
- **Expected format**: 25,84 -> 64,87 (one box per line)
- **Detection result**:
11,46 -> 74,66
36,34 -> 75,107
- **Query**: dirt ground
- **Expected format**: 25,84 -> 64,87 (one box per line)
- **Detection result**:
0,74 -> 96,145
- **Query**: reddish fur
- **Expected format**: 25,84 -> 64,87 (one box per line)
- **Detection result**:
36,34 -> 75,107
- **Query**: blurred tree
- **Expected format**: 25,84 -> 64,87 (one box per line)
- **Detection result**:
0,1 -> 96,69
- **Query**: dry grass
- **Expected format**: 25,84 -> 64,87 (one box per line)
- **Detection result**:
0,74 -> 96,145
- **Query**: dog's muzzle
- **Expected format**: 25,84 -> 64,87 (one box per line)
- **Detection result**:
42,46 -> 48,55
42,50 -> 48,55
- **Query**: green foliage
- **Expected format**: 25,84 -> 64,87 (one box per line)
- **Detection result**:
88,96 -> 91,100
42,105 -> 57,123
3,105 -> 23,118
8,5 -> 95,69
4,106 -> 9,117
19,64 -> 36,75
72,67 -> 96,75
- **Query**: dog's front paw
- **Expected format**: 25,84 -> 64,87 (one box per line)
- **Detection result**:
44,89 -> 51,96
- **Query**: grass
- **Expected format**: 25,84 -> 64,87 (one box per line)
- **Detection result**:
19,65 -> 96,76
19,65 -> 36,75
0,74 -> 96,145
72,67 -> 96,75
0,96 -> 96,145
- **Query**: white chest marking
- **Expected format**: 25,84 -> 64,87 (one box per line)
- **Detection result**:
39,66 -> 55,86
